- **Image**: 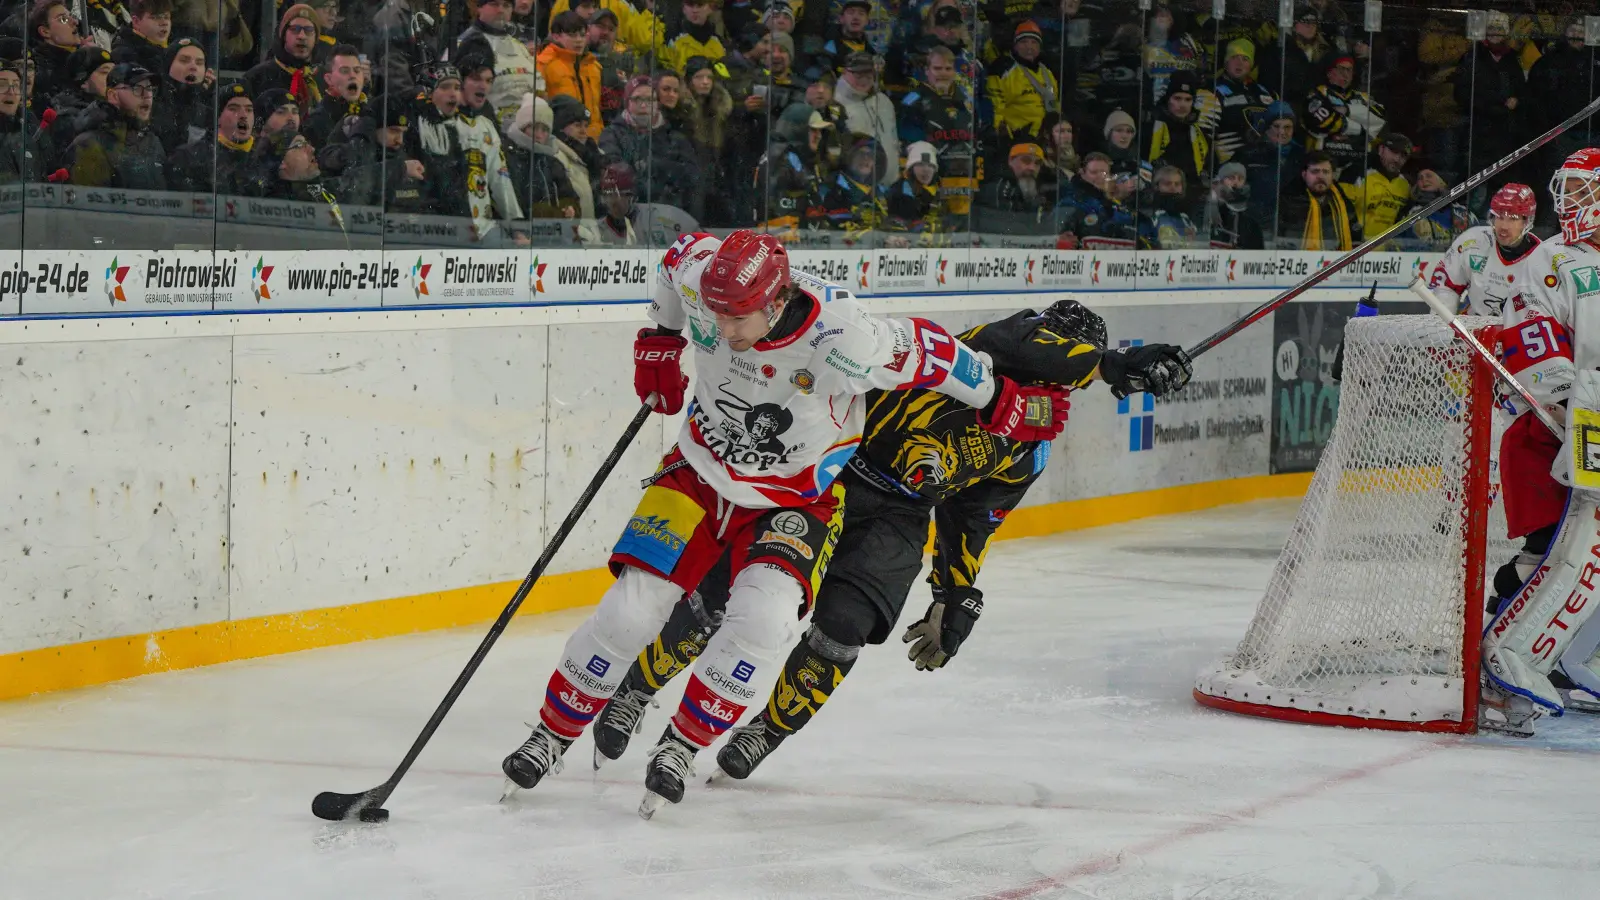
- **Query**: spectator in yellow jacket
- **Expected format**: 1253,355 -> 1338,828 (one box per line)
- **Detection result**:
1343,131 -> 1412,241
986,19 -> 1057,144
660,0 -> 725,75
538,11 -> 604,139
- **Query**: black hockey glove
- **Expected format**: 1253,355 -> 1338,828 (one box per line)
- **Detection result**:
902,587 -> 984,671
1098,343 -> 1194,399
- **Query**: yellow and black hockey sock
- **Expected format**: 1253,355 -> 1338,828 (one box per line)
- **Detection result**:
765,625 -> 859,734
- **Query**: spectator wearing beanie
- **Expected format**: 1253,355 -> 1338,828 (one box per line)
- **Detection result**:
243,4 -> 322,111
681,57 -> 732,161
112,0 -> 172,77
1203,160 -> 1265,249
1236,100 -> 1302,225
37,46 -> 113,170
301,45 -> 367,151
336,96 -> 429,211
660,0 -> 726,78
1303,51 -> 1385,181
241,126 -> 335,202
503,93 -> 581,223
549,94 -> 599,222
537,11 -> 603,140
457,0 -> 542,129
168,82 -> 253,192
1144,70 -> 1207,196
28,1 -> 88,106
599,74 -> 700,219
67,62 -> 166,189
150,36 -> 212,156
1259,4 -> 1332,113
811,0 -> 871,82
1211,39 -> 1277,163
885,140 -> 942,241
975,140 -> 1053,238
1139,164 -> 1204,249
765,32 -> 807,112
987,19 -> 1057,147
1102,108 -> 1138,170
818,135 -> 889,241
834,51 -> 898,187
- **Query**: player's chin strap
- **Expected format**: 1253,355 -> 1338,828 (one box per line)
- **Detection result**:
1483,490 -> 1600,714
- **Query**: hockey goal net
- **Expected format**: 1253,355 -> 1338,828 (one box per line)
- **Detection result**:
1195,315 -> 1514,732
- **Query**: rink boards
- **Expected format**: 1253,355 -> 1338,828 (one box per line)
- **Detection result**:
0,284 -> 1435,699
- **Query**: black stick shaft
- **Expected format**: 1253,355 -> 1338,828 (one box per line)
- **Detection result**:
340,399 -> 656,813
1185,92 -> 1600,361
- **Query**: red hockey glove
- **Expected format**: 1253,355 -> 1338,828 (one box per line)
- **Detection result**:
978,376 -> 1070,442
633,329 -> 688,415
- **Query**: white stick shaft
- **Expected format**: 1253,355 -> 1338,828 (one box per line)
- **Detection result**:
1408,280 -> 1562,437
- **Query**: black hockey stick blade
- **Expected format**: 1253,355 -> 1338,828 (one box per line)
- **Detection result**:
310,395 -> 659,823
312,786 -> 391,823
1183,91 -> 1600,362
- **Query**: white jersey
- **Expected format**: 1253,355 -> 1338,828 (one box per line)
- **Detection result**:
1499,235 -> 1583,416
1427,225 -> 1542,317
651,233 -> 998,508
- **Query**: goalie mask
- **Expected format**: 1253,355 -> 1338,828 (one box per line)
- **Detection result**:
1550,148 -> 1600,243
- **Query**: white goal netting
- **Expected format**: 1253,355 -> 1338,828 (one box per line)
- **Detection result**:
1196,315 -> 1514,729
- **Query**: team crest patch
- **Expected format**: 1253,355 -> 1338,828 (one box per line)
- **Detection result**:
1546,274 -> 1560,288
791,369 -> 816,394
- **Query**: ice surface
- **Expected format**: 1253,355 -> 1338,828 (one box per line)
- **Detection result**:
3,499 -> 1597,900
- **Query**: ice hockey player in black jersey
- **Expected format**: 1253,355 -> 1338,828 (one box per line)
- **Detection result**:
588,299 -> 1192,785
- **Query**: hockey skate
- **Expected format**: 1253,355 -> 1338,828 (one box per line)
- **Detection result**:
1478,676 -> 1541,738
592,673 -> 659,770
1550,669 -> 1600,713
639,729 -> 699,820
499,723 -> 572,800
711,715 -> 785,783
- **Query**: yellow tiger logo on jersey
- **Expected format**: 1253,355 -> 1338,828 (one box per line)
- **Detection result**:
896,433 -> 960,488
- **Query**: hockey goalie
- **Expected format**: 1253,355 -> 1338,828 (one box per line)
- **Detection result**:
1480,148 -> 1600,735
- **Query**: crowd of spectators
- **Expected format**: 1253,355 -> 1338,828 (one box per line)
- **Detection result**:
0,0 -> 1590,249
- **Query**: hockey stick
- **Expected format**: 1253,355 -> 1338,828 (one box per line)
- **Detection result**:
311,394 -> 660,823
1185,92 -> 1600,361
1408,280 -> 1563,438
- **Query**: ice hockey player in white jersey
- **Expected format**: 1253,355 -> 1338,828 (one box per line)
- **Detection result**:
1475,149 -> 1600,735
499,230 -> 1070,815
1426,183 -> 1541,316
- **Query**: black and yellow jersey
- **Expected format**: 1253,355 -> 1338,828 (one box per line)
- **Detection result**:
852,308 -> 1100,505
846,308 -> 1102,591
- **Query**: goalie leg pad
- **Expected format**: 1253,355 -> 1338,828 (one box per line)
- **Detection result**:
1482,494 -> 1600,714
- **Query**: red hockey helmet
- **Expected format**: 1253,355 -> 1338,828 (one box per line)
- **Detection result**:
700,230 -> 791,316
1550,148 -> 1600,242
1489,183 -> 1536,220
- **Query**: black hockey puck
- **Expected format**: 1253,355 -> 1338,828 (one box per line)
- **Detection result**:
358,807 -> 390,823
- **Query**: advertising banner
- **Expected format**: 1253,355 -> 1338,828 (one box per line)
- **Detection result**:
211,249 -> 381,311
1268,298 -> 1427,473
17,249 -> 230,314
1039,300 -> 1273,503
